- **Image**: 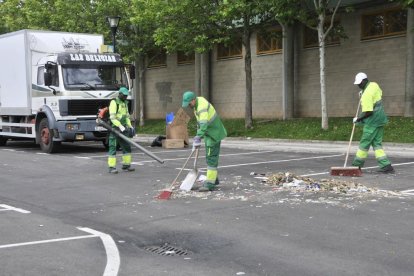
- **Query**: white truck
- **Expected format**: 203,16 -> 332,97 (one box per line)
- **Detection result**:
0,29 -> 134,153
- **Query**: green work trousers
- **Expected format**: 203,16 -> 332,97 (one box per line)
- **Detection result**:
107,132 -> 132,168
205,141 -> 221,185
352,126 -> 391,169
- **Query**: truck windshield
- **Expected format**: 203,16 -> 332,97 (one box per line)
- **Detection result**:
62,64 -> 128,91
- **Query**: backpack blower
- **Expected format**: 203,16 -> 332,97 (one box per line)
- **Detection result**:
96,107 -> 164,164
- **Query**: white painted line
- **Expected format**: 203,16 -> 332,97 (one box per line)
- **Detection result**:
82,148 -> 189,159
78,227 -> 120,276
401,189 -> 414,193
176,154 -> 342,171
0,234 -> 95,249
134,150 -> 282,164
301,161 -> 414,177
217,154 -> 343,169
82,149 -> 281,161
0,204 -> 31,214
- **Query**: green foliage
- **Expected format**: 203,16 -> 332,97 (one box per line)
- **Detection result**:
0,0 -> 158,62
137,117 -> 414,143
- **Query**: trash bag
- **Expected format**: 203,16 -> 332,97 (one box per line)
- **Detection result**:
151,135 -> 166,147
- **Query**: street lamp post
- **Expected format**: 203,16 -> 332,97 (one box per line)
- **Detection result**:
106,16 -> 121,53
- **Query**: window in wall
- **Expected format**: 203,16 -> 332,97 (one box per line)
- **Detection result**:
147,49 -> 167,68
303,18 -> 342,48
177,51 -> 195,65
257,27 -> 283,55
361,8 -> 407,40
217,38 -> 242,60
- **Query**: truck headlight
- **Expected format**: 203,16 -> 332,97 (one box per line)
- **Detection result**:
66,123 -> 80,131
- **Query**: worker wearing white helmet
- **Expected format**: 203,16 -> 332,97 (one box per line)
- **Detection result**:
352,72 -> 394,173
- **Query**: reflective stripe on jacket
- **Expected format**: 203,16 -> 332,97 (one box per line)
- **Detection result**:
360,82 -> 388,127
194,97 -> 227,146
109,98 -> 132,128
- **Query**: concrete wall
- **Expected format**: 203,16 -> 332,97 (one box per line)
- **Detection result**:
144,3 -> 407,119
296,4 -> 406,117
144,54 -> 195,119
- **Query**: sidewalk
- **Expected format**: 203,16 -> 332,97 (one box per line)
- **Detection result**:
134,135 -> 414,157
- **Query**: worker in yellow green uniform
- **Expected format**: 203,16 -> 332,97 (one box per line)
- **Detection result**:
108,87 -> 135,174
352,72 -> 394,173
182,91 -> 227,191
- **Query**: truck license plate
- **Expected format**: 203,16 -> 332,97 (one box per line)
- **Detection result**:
95,126 -> 107,131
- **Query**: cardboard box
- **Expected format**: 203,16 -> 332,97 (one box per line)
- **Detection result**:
166,108 -> 190,146
162,139 -> 184,149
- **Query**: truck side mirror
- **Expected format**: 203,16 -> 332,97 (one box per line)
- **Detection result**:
44,72 -> 52,86
129,65 -> 136,80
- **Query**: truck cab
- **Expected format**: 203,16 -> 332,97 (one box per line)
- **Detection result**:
33,52 -> 134,152
0,30 -> 135,153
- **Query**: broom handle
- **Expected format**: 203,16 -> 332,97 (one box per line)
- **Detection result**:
344,98 -> 362,167
193,147 -> 199,169
170,150 -> 195,187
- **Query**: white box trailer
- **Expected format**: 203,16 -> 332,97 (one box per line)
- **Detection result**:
0,29 -> 134,152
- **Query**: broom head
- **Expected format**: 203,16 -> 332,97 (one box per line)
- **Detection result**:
157,189 -> 173,200
330,166 -> 362,177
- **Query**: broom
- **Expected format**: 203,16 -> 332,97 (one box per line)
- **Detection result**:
157,150 -> 195,200
331,98 -> 363,177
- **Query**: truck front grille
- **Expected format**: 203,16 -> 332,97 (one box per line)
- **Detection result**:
59,99 -> 132,116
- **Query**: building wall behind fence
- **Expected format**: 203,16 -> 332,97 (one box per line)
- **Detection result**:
296,4 -> 406,118
144,54 -> 195,119
144,3 -> 407,120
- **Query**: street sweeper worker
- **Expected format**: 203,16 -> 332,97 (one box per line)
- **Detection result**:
107,87 -> 135,174
351,72 -> 394,173
182,91 -> 227,191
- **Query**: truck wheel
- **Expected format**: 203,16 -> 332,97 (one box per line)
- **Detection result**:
0,133 -> 7,146
38,118 -> 60,153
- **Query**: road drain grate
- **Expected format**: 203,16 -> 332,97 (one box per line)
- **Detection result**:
144,243 -> 190,256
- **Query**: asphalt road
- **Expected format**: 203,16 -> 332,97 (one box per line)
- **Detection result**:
0,138 -> 413,276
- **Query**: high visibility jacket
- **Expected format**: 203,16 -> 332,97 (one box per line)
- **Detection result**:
194,97 -> 227,146
360,82 -> 388,127
109,98 -> 132,128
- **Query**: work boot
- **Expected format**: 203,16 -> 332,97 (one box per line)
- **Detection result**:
214,178 -> 220,185
122,165 -> 135,172
198,182 -> 215,192
108,167 -> 118,174
377,164 -> 395,174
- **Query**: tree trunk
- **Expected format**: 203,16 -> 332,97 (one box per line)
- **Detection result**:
137,55 -> 146,127
282,23 -> 294,120
405,7 -> 414,117
243,22 -> 253,129
200,51 -> 210,101
194,53 -> 201,95
318,15 -> 328,130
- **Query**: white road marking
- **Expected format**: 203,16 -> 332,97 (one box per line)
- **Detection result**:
0,204 -> 31,214
0,227 -> 120,276
400,189 -> 414,196
81,149 -> 280,160
78,227 -> 120,276
177,154 -> 343,171
134,150 -> 282,164
301,161 -> 414,177
217,154 -> 343,169
0,234 -> 95,249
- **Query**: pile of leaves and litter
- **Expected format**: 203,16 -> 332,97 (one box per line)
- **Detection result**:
262,172 -> 399,196
169,172 -> 401,206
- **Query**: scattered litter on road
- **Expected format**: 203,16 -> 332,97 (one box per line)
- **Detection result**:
168,171 -> 402,208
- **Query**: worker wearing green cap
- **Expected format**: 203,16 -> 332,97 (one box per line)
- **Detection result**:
107,87 -> 135,174
182,91 -> 227,191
